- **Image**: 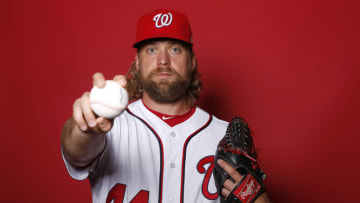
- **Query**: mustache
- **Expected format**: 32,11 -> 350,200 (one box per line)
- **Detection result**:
150,66 -> 177,75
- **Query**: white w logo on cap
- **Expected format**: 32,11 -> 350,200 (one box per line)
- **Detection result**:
153,13 -> 173,28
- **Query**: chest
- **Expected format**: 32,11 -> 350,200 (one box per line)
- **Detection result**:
97,117 -> 224,203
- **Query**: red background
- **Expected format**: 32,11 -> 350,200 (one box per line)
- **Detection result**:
1,0 -> 359,202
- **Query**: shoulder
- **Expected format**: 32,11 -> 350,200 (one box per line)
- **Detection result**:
211,115 -> 228,128
110,100 -> 143,127
126,99 -> 143,112
195,106 -> 228,128
121,99 -> 145,119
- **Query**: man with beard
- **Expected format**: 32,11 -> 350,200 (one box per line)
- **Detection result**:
61,9 -> 270,203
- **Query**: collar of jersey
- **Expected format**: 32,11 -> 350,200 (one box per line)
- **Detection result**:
141,99 -> 196,127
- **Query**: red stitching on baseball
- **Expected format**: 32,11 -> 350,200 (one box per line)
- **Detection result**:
90,101 -> 124,112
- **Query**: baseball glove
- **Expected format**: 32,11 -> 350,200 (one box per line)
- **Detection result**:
213,116 -> 266,203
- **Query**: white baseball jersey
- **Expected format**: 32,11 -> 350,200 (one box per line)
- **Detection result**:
62,99 -> 228,203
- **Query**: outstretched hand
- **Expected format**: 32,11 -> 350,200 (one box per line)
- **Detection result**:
72,72 -> 127,134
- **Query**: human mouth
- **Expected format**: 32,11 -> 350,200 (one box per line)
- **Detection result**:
154,72 -> 172,77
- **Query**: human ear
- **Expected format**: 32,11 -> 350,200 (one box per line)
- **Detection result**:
191,55 -> 197,71
135,54 -> 139,70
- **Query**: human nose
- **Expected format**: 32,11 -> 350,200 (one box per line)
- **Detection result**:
157,50 -> 170,66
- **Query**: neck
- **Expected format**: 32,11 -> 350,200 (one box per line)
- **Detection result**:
142,92 -> 189,115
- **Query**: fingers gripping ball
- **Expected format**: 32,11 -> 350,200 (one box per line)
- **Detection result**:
213,116 -> 267,203
89,80 -> 128,119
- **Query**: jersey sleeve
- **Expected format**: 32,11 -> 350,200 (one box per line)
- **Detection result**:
61,137 -> 108,180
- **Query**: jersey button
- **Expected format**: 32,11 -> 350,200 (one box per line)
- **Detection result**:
170,132 -> 176,137
170,163 -> 176,168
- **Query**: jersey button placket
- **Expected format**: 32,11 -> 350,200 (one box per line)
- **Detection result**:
169,132 -> 177,169
163,130 -> 181,202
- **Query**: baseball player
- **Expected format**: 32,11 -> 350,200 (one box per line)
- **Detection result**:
61,9 -> 270,203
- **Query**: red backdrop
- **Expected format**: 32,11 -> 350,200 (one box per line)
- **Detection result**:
1,0 -> 359,202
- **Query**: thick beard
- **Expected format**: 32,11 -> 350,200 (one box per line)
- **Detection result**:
139,67 -> 191,104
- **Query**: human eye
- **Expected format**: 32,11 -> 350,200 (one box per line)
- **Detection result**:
147,48 -> 156,54
171,47 -> 181,53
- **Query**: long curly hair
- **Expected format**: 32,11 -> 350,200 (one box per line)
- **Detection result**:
125,57 -> 202,107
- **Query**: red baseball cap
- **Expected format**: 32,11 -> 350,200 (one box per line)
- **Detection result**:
133,9 -> 193,48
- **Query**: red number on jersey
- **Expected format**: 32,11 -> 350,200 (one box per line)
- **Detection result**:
106,183 -> 149,203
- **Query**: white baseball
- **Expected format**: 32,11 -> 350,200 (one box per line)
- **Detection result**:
89,80 -> 128,119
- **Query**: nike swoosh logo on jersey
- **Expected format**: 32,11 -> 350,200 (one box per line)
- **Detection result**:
162,115 -> 174,120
